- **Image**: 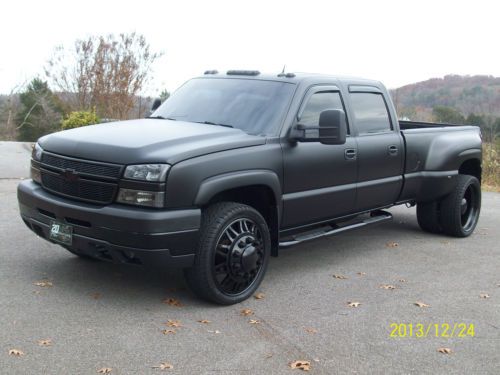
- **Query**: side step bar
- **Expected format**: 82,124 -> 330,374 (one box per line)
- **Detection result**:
279,211 -> 393,248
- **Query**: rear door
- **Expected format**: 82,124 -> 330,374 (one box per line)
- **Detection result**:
347,86 -> 404,211
281,86 -> 358,228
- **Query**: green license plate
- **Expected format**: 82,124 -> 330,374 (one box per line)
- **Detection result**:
49,221 -> 73,245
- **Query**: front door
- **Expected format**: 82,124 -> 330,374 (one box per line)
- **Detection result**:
282,87 -> 358,228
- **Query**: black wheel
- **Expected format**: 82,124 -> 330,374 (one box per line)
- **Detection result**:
440,175 -> 481,237
184,202 -> 271,305
417,200 -> 443,234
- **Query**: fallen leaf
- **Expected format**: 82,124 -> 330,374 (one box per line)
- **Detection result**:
208,330 -> 221,334
386,242 -> 399,248
290,360 -> 311,371
8,349 -> 24,356
265,353 -> 274,359
37,339 -> 52,346
249,319 -> 260,324
333,274 -> 348,279
152,362 -> 174,370
161,329 -> 176,335
163,298 -> 183,307
240,309 -> 253,316
34,281 -> 53,287
91,293 -> 101,300
197,319 -> 211,324
165,320 -> 182,328
479,293 -> 490,299
347,301 -> 361,308
305,328 -> 317,334
357,272 -> 366,276
437,347 -> 453,354
254,293 -> 265,300
440,240 -> 451,245
97,368 -> 112,374
414,301 -> 430,308
379,284 -> 396,290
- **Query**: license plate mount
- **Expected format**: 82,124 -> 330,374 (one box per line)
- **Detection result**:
49,221 -> 73,246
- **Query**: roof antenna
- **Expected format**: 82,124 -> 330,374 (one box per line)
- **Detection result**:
278,65 -> 287,77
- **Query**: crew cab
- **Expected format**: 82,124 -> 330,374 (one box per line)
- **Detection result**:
18,70 -> 482,304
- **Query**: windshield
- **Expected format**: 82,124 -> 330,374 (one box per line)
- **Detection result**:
152,78 -> 295,136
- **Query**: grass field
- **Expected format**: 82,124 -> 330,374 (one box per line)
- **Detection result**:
483,141 -> 499,191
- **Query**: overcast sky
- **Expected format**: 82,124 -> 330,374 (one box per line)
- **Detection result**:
1,0 -> 498,95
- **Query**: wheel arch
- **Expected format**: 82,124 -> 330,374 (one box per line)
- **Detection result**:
194,170 -> 282,256
459,157 -> 482,182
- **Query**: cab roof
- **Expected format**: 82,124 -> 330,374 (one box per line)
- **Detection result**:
197,70 -> 384,88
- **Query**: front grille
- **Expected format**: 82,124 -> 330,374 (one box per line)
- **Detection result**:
41,153 -> 122,179
41,171 -> 117,204
39,153 -> 122,204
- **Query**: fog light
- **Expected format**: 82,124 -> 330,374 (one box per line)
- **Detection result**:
31,166 -> 41,184
116,188 -> 165,208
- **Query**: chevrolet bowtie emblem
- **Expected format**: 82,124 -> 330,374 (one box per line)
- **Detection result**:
61,168 -> 79,182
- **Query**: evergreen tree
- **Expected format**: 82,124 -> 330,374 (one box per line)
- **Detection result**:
465,113 -> 484,126
432,106 -> 465,124
16,79 -> 63,142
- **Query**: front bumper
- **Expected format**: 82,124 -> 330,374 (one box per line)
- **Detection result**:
17,180 -> 200,268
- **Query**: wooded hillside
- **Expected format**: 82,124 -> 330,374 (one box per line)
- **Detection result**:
391,75 -> 500,121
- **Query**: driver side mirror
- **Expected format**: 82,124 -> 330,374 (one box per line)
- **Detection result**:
291,109 -> 347,145
318,109 -> 347,145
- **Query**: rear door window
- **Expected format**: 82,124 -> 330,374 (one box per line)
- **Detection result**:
350,93 -> 392,135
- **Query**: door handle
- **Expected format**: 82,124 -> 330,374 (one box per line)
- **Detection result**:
344,148 -> 357,160
388,145 -> 398,156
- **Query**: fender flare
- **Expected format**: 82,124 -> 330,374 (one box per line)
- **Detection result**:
194,169 -> 282,207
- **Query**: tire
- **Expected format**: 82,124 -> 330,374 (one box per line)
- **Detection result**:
440,175 -> 481,237
184,202 -> 271,305
417,200 -> 443,234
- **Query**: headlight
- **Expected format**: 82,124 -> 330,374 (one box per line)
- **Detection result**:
116,188 -> 165,208
31,143 -> 43,184
32,143 -> 43,161
123,164 -> 170,182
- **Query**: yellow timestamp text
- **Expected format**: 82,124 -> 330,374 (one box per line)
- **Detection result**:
389,323 -> 475,338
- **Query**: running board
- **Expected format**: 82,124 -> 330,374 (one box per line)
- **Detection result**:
279,211 -> 393,248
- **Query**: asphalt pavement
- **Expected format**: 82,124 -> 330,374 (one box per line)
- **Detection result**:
0,141 -> 499,374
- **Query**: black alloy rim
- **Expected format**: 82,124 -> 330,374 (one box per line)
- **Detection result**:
213,218 -> 265,295
460,183 -> 479,232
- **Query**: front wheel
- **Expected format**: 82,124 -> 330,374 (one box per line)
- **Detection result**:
184,202 -> 271,305
440,175 -> 481,237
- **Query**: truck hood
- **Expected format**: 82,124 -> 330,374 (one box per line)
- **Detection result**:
39,119 -> 266,165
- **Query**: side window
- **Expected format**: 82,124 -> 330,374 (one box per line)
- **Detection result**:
350,93 -> 392,135
300,91 -> 348,133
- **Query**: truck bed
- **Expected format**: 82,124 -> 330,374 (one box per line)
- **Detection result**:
399,120 -> 471,130
397,122 -> 482,203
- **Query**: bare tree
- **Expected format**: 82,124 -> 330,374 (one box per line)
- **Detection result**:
46,33 -> 162,120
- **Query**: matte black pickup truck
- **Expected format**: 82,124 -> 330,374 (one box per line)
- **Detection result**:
18,71 -> 482,304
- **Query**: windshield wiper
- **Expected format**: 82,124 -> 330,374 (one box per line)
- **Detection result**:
195,121 -> 233,128
147,115 -> 177,120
